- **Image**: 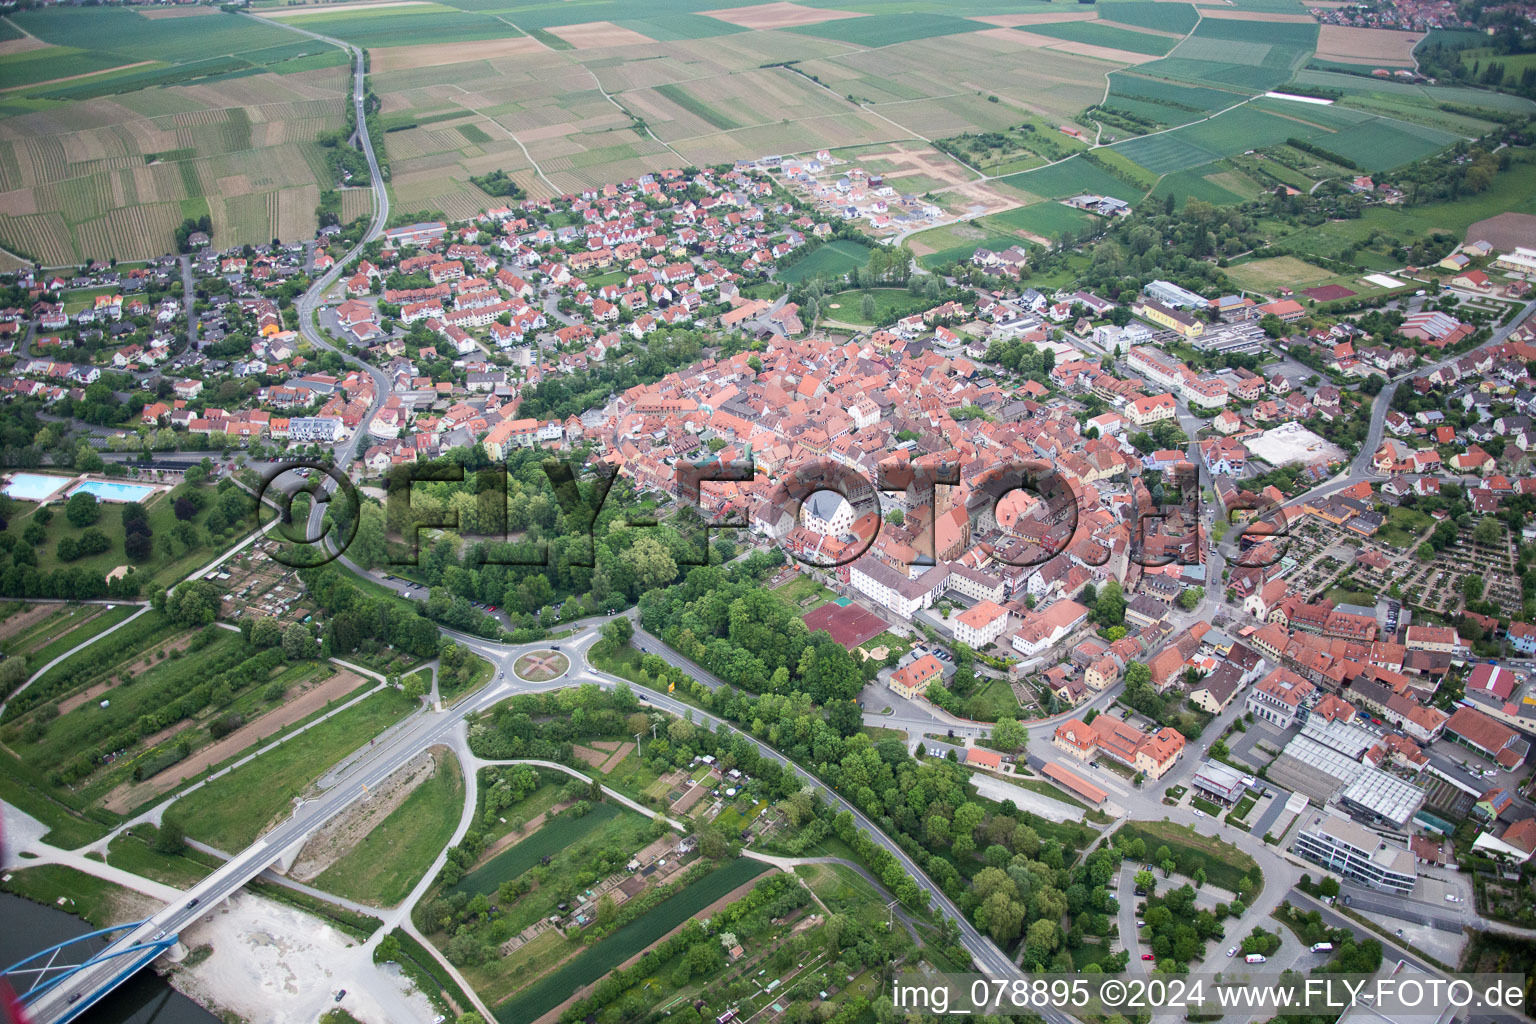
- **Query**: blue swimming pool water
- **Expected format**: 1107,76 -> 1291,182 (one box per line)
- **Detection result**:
3,473 -> 72,502
70,480 -> 156,503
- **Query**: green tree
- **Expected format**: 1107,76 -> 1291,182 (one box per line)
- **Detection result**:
991,716 -> 1026,750
0,656 -> 28,695
1094,580 -> 1125,627
403,673 -> 427,703
65,491 -> 101,528
629,533 -> 678,593
152,820 -> 186,854
281,622 -> 313,660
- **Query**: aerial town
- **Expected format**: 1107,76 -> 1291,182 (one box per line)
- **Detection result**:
1,0 -> 1535,1023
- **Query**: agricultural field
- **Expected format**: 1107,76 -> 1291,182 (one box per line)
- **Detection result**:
998,155 -> 1147,204
0,8 -> 348,262
455,802 -> 626,896
1023,21 -> 1181,58
984,201 -> 1097,243
0,607 -> 383,829
776,239 -> 872,284
260,2 -> 523,47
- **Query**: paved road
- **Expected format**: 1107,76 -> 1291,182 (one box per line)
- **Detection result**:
444,626 -> 1037,987
178,255 -> 198,355
24,24 -> 393,1022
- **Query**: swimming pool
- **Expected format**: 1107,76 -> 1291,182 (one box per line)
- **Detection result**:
69,480 -> 157,503
3,473 -> 73,502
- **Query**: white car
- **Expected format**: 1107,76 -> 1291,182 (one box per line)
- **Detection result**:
1444,894 -> 1461,903
1193,809 -> 1205,818
1226,947 -> 1237,957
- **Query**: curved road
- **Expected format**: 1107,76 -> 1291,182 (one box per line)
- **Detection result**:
253,12 -> 393,480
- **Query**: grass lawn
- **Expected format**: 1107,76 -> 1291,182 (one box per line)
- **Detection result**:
822,287 -> 924,327
796,862 -> 902,929
314,747 -> 464,907
771,574 -> 836,610
964,676 -> 1022,722
0,864 -> 140,927
858,630 -> 911,660
776,240 -> 872,285
912,223 -> 1023,270
1223,256 -> 1336,292
167,687 -> 416,851
1116,820 -> 1261,897
1191,795 -> 1223,815
13,481 -> 235,592
860,726 -> 908,744
106,824 -> 221,888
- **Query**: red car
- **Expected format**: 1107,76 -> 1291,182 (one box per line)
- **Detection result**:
1141,954 -> 1154,961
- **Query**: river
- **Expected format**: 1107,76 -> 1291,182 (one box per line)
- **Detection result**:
0,893 -> 219,1024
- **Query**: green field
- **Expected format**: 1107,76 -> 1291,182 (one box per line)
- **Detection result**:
456,802 -> 625,896
0,45 -> 133,89
653,83 -> 742,131
315,748 -> 464,907
0,864 -> 138,929
822,287 -> 926,327
1026,21 -> 1178,56
1097,2 -> 1200,34
495,857 -> 772,1024
776,239 -> 873,284
1223,256 -> 1338,291
106,824 -> 221,888
168,688 -> 416,851
13,7 -> 298,65
276,4 -> 523,47
1000,155 -> 1147,202
912,224 -> 1023,270
785,13 -> 988,46
15,605 -> 141,673
985,202 -> 1095,241
1150,165 -> 1248,207
1116,820 -> 1261,896
1113,105 -> 1303,174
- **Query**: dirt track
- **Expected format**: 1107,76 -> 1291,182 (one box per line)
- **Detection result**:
102,668 -> 368,813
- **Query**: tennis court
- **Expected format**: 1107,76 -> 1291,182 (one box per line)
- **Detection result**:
803,601 -> 888,649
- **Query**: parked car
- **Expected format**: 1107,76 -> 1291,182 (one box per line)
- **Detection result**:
1141,954 -> 1154,961
1226,947 -> 1237,957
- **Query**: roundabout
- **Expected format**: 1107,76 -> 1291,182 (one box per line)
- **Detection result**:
513,649 -> 570,681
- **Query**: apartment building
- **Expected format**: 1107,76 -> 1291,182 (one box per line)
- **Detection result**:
1292,814 -> 1416,894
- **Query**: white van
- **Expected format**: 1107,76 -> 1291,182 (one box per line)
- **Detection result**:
1245,954 -> 1267,964
1311,942 -> 1333,952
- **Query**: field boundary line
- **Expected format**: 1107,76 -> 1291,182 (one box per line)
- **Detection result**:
440,83 -> 561,194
